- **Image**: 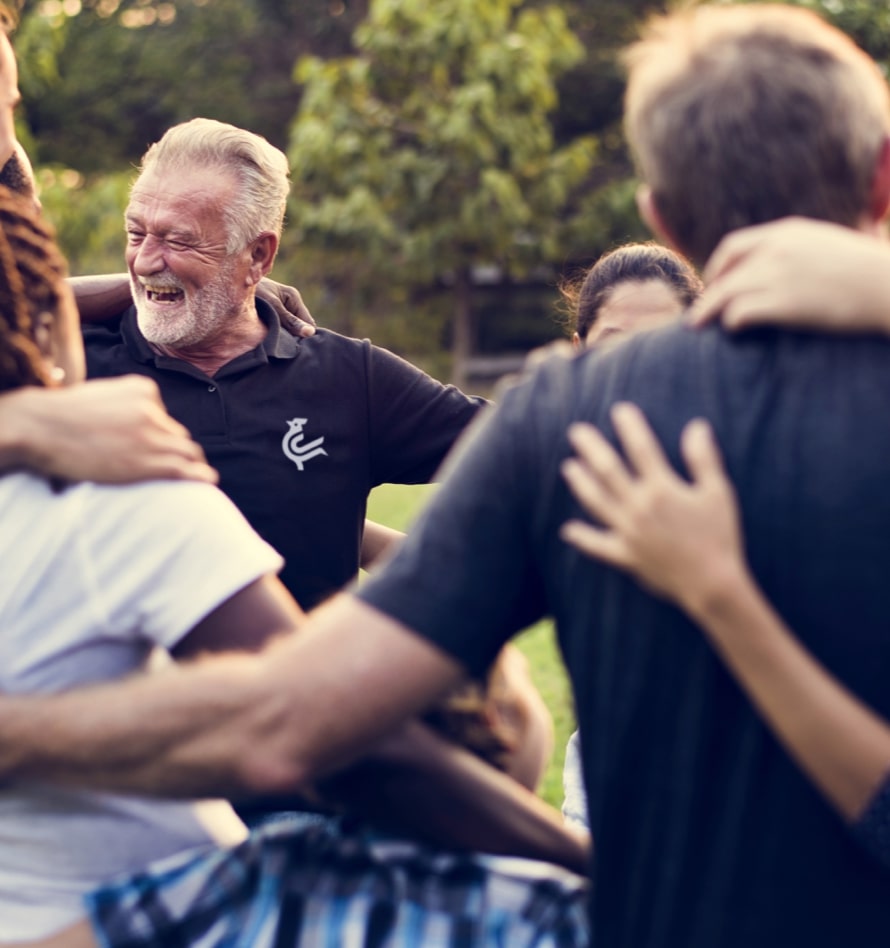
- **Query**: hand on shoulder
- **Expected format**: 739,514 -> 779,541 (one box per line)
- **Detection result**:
690,217 -> 890,335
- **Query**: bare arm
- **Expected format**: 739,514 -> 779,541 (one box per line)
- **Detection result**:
0,595 -> 587,868
360,519 -> 405,569
171,574 -> 306,660
0,378 -> 217,484
172,576 -> 577,864
559,403 -> 890,828
689,218 -> 890,332
318,720 -> 589,872
69,273 -> 133,323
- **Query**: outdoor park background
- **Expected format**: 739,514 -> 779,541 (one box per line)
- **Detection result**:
15,0 -> 890,805
16,0 -> 890,388
367,481 -> 574,807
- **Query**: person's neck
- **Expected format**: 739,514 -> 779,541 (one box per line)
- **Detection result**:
149,304 -> 267,378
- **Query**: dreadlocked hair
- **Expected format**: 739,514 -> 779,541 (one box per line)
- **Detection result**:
0,186 -> 69,393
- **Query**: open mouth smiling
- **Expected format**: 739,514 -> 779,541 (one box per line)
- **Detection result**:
143,284 -> 185,303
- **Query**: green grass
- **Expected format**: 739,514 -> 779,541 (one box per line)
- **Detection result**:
367,483 -> 576,810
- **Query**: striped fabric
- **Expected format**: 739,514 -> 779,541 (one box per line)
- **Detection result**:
86,815 -> 590,947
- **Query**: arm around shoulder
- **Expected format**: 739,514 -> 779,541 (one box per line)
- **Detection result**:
69,273 -> 132,323
0,386 -> 50,470
692,219 -> 890,334
0,378 -> 217,484
0,596 -> 466,801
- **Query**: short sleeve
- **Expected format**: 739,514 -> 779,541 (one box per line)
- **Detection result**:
363,342 -> 486,485
357,365 -> 559,676
80,479 -> 284,650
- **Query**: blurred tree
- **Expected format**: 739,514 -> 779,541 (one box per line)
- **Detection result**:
14,0 -> 369,173
286,0 -> 596,384
12,0 -> 890,358
37,165 -> 131,274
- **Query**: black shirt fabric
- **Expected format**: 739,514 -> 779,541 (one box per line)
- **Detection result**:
359,321 -> 890,947
84,303 -> 485,609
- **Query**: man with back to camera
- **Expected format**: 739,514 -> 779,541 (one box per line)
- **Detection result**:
3,4 -> 890,946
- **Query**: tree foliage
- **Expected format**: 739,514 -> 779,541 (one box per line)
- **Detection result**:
285,0 -> 596,380
15,0 -> 366,172
10,0 -> 890,372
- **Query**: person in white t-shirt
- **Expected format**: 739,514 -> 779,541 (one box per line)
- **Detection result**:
0,188 -> 303,941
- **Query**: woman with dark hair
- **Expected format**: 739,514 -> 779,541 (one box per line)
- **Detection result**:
560,241 -> 703,349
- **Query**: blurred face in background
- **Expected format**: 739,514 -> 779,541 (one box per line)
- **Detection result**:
580,278 -> 686,350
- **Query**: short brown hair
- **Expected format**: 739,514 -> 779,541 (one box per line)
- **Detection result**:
137,118 -> 290,253
624,4 -> 890,264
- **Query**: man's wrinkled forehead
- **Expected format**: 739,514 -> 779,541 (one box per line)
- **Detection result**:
125,165 -> 237,249
129,162 -> 237,203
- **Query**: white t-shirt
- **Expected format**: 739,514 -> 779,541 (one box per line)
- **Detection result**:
0,472 -> 284,940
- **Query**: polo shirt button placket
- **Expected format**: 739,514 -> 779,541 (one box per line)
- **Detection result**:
208,384 -> 217,393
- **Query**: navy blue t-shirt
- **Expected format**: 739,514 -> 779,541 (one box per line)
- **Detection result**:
84,303 -> 485,609
360,321 -> 890,946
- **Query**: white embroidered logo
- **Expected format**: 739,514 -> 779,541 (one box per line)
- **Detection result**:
282,418 -> 327,471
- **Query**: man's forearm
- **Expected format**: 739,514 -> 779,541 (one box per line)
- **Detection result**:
0,378 -> 217,484
360,520 -> 405,569
0,596 -> 465,801
0,620 -> 586,871
0,654 -> 279,798
69,273 -> 132,323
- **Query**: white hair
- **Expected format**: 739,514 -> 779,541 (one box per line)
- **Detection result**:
137,118 -> 290,252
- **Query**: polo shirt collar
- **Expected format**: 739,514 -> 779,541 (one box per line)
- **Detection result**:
259,299 -> 301,360
120,298 -> 301,367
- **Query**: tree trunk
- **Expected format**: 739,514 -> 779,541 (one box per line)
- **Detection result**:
451,268 -> 474,389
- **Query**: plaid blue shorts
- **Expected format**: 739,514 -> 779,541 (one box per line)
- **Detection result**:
86,815 -> 590,947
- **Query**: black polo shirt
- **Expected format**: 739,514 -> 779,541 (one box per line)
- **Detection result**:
84,303 -> 485,608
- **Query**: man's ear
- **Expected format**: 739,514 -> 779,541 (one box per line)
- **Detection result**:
636,185 -> 682,251
867,135 -> 890,225
246,232 -> 279,285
